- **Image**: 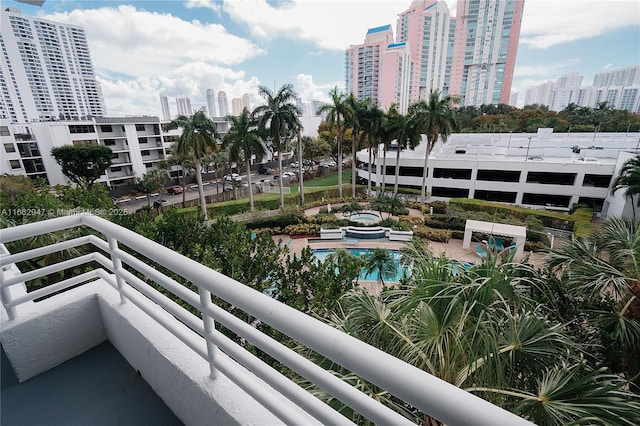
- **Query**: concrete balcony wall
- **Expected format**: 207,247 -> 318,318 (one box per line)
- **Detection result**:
1,280 -> 316,425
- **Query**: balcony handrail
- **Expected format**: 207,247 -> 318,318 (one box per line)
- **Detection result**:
0,214 -> 532,425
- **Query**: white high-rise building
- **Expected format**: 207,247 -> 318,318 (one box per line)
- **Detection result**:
175,96 -> 192,116
593,66 -> 640,87
549,73 -> 584,112
242,93 -> 250,111
218,91 -> 228,117
0,7 -> 106,123
524,81 -> 555,107
231,97 -> 243,116
523,66 -> 639,113
159,93 -> 171,120
206,89 -> 217,118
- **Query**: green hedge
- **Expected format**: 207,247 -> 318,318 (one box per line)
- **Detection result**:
448,198 -> 578,230
570,207 -> 593,238
414,226 -> 452,242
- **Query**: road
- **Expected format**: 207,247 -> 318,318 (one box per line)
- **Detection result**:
116,171 -> 284,212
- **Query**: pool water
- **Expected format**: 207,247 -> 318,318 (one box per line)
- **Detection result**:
346,212 -> 381,223
313,248 -> 409,282
313,249 -> 474,283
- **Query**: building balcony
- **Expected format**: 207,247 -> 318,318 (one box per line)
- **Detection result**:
0,215 -> 531,425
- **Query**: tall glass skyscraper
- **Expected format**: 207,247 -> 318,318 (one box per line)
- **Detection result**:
449,0 -> 525,106
345,0 -> 525,108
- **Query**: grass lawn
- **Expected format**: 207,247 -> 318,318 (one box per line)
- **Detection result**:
287,170 -> 353,192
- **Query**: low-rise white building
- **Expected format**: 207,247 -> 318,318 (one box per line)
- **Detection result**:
356,129 -> 639,219
1,117 -> 180,191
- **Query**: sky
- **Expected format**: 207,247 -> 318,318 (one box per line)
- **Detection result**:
10,0 -> 640,117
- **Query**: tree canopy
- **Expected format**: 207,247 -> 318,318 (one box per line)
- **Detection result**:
51,144 -> 112,189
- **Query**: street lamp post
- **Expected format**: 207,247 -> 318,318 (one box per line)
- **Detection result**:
525,137 -> 532,161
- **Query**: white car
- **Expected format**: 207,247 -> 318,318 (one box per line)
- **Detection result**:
320,160 -> 337,168
224,173 -> 242,182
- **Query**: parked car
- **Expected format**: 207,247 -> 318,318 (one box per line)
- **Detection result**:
257,167 -> 272,175
224,173 -> 242,182
320,160 -> 337,168
153,200 -> 172,209
167,185 -> 183,195
290,162 -> 300,169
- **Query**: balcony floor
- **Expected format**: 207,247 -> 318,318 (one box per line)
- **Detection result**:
1,341 -> 183,426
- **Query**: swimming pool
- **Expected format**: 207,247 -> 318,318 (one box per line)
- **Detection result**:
313,248 -> 474,282
313,248 -> 409,282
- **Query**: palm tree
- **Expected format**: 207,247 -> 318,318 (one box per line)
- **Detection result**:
224,107 -> 266,212
318,87 -> 349,198
362,102 -> 384,196
384,104 -> 420,195
412,90 -> 458,202
138,168 -> 170,209
164,109 -> 220,220
295,128 -> 305,206
253,84 -> 302,209
305,239 -> 640,424
166,145 -> 193,208
612,155 -> 640,219
368,193 -> 389,218
345,95 -> 367,198
363,247 -> 397,287
546,216 -> 640,392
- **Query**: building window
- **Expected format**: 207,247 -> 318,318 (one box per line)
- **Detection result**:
9,160 -> 21,169
477,169 -> 520,182
68,124 -> 95,134
145,163 -> 153,168
111,166 -> 122,172
104,139 -> 116,146
138,137 -> 147,144
100,125 -> 113,132
136,124 -> 146,131
582,174 -> 612,188
0,126 -> 10,136
433,168 -> 472,180
4,143 -> 16,153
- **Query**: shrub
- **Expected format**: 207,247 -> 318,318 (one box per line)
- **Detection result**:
413,226 -> 452,242
378,218 -> 409,231
284,223 -> 320,236
245,212 -> 305,230
398,215 -> 424,226
424,201 -> 447,214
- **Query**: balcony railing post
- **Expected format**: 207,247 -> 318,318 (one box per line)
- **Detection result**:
0,269 -> 17,320
107,237 -> 127,304
199,287 -> 218,378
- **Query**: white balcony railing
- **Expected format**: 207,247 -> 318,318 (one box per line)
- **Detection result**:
0,214 -> 531,425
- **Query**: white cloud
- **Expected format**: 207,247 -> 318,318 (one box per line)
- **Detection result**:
295,74 -> 341,103
185,0 -> 222,13
520,0 -> 640,49
43,5 -> 263,75
220,0 -> 408,50
39,5 -> 266,117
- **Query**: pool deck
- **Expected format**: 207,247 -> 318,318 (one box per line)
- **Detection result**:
272,203 -> 545,295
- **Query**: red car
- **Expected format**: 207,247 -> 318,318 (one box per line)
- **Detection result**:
167,186 -> 184,195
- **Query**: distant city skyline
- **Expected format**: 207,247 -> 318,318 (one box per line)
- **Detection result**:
7,0 -> 639,115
